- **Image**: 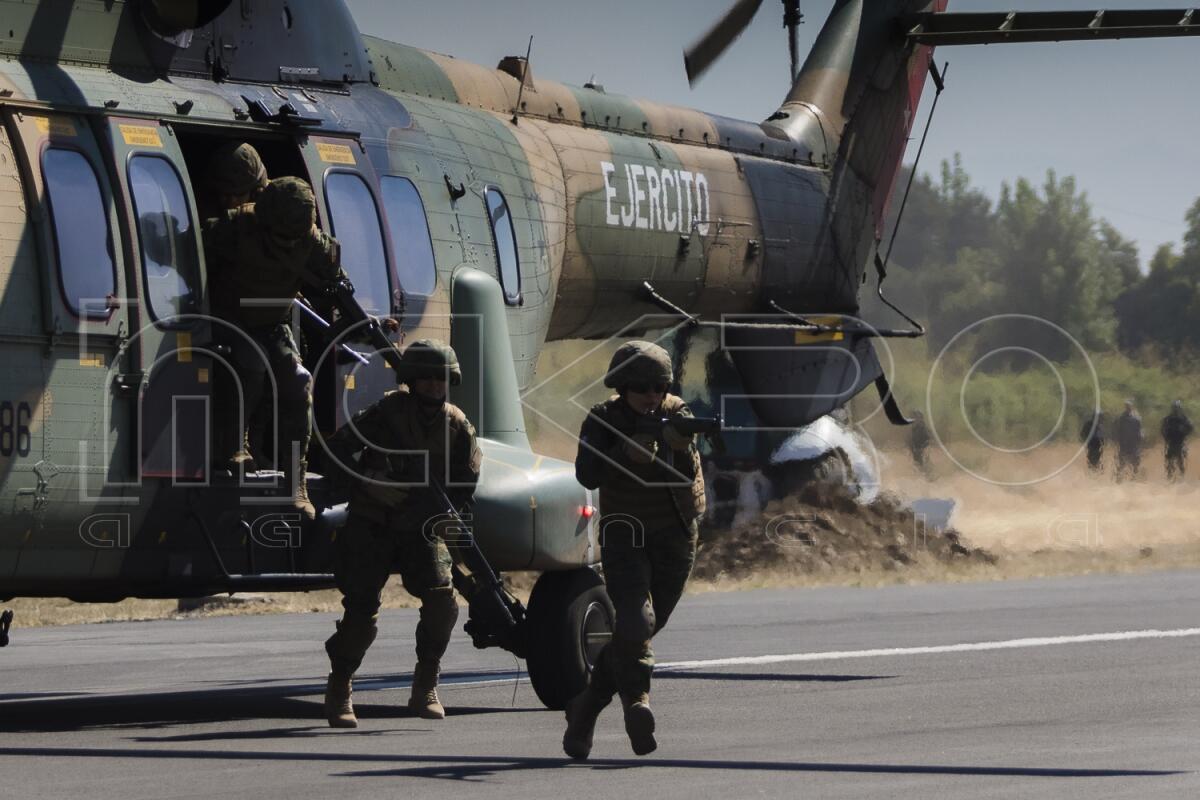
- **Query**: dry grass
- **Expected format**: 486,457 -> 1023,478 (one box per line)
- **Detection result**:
7,440 -> 1199,629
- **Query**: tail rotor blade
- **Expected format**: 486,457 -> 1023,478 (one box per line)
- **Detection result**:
684,0 -> 765,85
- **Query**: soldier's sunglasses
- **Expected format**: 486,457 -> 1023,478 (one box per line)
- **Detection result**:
627,382 -> 668,395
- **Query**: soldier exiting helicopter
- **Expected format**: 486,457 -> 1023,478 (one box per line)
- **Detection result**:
203,175 -> 346,518
321,340 -> 481,728
564,341 -> 705,760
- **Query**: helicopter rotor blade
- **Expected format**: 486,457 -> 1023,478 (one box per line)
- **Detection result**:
783,0 -> 803,82
684,0 -> 765,85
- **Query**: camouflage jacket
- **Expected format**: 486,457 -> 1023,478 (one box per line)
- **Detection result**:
327,388 -> 482,525
203,206 -> 345,329
575,393 -> 705,530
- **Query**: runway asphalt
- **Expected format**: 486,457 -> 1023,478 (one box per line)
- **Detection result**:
2,570 -> 1198,799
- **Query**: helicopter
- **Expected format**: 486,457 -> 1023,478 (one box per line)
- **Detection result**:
0,0 -> 1195,708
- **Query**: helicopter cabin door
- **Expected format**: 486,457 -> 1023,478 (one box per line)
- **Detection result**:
100,118 -> 211,482
2,109 -> 135,501
297,135 -> 402,428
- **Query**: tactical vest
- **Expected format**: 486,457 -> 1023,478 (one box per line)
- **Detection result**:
346,391 -> 480,523
204,207 -> 340,329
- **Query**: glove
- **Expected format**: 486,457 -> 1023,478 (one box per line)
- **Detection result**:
662,417 -> 695,451
621,433 -> 659,465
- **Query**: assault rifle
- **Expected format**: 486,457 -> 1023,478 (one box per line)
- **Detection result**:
427,477 -> 528,657
634,413 -> 725,457
634,413 -> 724,438
315,277 -> 405,374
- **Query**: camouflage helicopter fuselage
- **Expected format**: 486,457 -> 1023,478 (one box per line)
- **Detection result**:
0,0 -> 946,602
7,0 -> 1189,604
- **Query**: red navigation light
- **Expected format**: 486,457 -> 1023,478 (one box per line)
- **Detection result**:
579,505 -> 596,519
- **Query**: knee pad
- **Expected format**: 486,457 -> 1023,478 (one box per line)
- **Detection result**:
614,600 -> 654,643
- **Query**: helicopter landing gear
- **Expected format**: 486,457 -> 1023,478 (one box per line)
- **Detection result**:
524,568 -> 614,710
0,609 -> 13,647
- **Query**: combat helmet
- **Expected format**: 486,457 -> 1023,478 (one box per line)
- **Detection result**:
256,176 -> 316,239
205,142 -> 269,197
604,340 -> 672,390
397,339 -> 462,386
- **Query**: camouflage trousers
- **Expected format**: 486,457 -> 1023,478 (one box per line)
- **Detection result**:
324,508 -> 459,677
589,517 -> 699,701
212,322 -> 312,468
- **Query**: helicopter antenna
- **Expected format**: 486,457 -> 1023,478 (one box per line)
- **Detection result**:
512,35 -> 534,125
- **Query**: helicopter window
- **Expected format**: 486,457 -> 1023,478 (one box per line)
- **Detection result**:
40,148 -> 116,319
484,188 -> 520,304
324,172 -> 390,315
380,176 -> 436,296
128,155 -> 201,324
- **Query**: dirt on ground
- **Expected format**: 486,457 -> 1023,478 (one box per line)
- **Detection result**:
693,482 -> 995,585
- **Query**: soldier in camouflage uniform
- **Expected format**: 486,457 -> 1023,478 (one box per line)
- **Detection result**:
563,341 -> 705,759
322,339 -> 482,728
201,142 -> 270,466
203,176 -> 345,519
199,141 -> 269,219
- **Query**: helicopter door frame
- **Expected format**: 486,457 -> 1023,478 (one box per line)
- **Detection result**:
296,134 -> 402,431
99,116 -> 212,482
2,108 -> 137,491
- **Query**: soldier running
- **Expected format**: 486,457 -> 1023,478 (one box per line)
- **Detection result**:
564,341 -> 705,759
321,340 -> 481,728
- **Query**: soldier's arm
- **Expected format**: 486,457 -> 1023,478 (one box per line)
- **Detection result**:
301,231 -> 348,292
576,408 -> 619,490
446,420 -> 482,509
662,396 -> 697,451
200,212 -> 237,266
325,399 -> 388,473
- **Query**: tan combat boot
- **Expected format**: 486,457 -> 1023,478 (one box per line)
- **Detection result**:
622,692 -> 656,755
284,460 -> 316,521
324,671 -> 357,728
562,685 -> 611,760
408,661 -> 445,719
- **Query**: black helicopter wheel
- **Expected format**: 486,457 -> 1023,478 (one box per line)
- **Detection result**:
524,567 -> 614,710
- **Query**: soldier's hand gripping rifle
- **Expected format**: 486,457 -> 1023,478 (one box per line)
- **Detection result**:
635,413 -> 726,456
426,477 -> 528,658
315,276 -> 406,373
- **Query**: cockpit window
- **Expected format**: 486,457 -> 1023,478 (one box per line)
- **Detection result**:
380,176 -> 436,296
128,155 -> 201,324
485,188 -> 520,305
324,172 -> 390,315
41,148 -> 116,319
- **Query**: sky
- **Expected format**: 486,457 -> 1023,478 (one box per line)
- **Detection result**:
346,0 -> 1200,269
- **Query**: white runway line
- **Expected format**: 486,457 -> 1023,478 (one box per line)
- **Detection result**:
657,627 -> 1200,671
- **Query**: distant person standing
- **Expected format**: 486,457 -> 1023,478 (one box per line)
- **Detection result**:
1079,410 -> 1106,472
909,410 -> 931,475
1115,400 -> 1144,481
1161,400 -> 1194,480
